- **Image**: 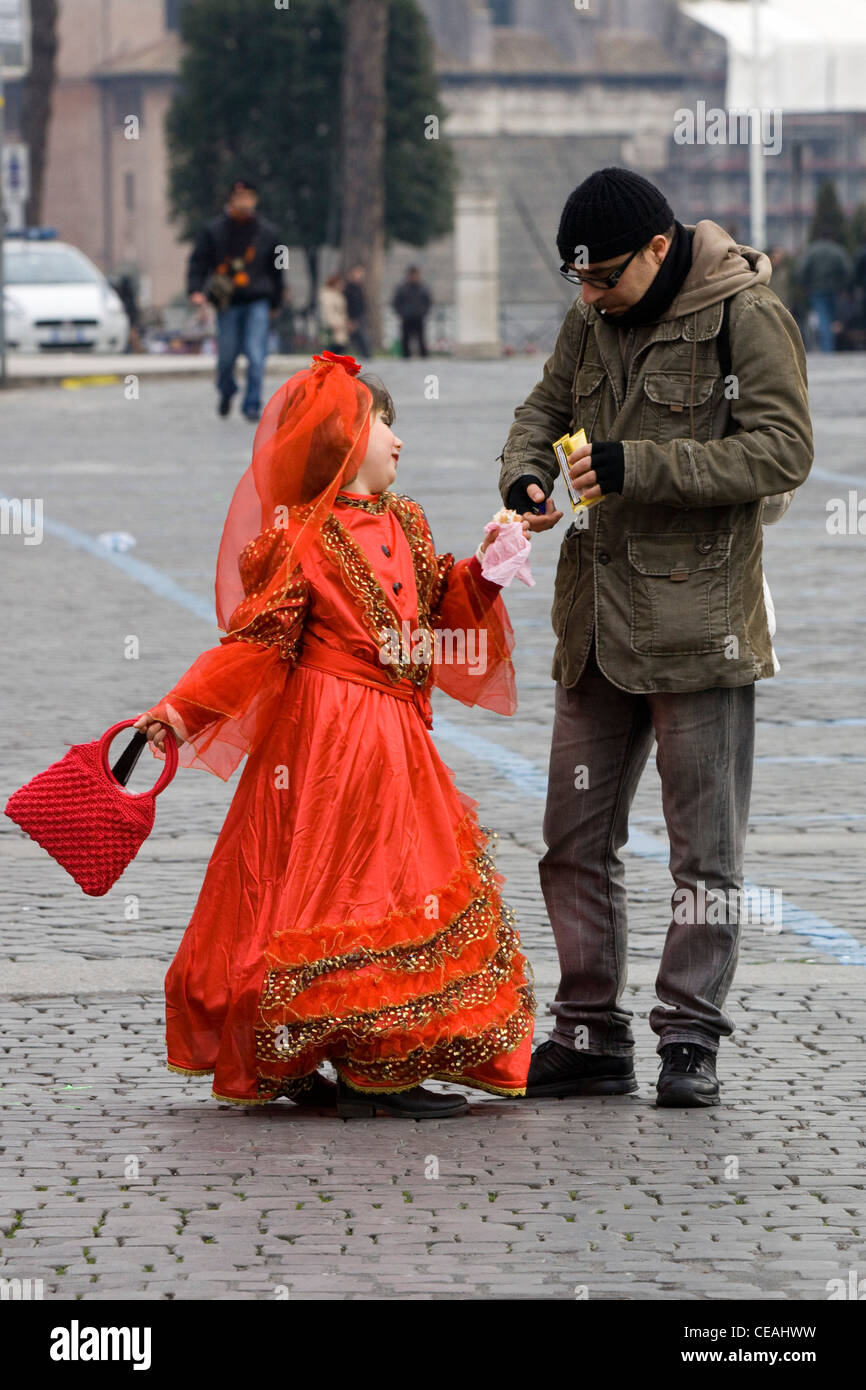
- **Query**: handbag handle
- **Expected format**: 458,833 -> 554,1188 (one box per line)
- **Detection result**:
99,719 -> 178,799
111,730 -> 147,785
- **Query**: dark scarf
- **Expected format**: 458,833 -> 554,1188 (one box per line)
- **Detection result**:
600,220 -> 694,328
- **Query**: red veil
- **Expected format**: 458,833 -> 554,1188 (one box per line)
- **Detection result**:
146,352 -> 373,779
216,351 -> 371,632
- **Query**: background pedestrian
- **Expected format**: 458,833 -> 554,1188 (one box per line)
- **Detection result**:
318,273 -> 350,352
187,177 -> 285,420
345,264 -> 370,357
795,235 -> 853,352
392,265 -> 432,357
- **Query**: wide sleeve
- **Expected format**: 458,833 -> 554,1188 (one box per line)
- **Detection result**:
145,528 -> 310,780
427,549 -> 517,717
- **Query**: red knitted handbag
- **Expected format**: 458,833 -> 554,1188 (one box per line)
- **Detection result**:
4,719 -> 178,897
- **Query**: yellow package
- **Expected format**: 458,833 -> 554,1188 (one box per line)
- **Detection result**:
552,428 -> 605,512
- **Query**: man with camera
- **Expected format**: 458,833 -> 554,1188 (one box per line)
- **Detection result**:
188,178 -> 285,422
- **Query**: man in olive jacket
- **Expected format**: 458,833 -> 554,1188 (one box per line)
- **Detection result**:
499,167 -> 813,1107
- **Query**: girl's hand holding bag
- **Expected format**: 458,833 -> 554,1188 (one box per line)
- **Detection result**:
4,719 -> 178,897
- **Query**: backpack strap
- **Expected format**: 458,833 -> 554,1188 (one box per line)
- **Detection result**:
717,295 -> 733,381
575,305 -> 590,374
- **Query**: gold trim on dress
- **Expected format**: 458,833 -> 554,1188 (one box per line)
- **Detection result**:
251,811 -> 535,1097
335,492 -> 391,514
261,848 -> 502,1004
319,510 -> 432,687
211,1070 -> 325,1106
435,1074 -> 526,1098
257,911 -> 526,1047
211,1090 -> 276,1106
264,806 -> 492,960
166,1061 -> 214,1077
330,1069 -> 523,1098
230,564 -> 310,663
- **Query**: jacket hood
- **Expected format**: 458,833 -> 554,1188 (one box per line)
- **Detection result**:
662,219 -> 772,319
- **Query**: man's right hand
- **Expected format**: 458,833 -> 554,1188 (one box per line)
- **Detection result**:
189,291 -> 207,306
521,483 -> 563,532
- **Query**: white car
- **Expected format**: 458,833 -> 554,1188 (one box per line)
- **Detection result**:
2,235 -> 130,353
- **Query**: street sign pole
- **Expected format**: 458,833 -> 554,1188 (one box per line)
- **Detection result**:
0,0 -> 33,387
1,66 -> 7,388
749,0 -> 767,251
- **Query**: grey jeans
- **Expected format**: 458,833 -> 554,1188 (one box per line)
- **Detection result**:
538,633 -> 755,1056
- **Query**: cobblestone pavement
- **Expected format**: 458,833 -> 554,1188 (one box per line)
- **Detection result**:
1,355 -> 864,1299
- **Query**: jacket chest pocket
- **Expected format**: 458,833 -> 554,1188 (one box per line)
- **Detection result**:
639,371 -> 718,443
551,522 -> 581,638
627,531 -> 732,655
571,364 -> 607,438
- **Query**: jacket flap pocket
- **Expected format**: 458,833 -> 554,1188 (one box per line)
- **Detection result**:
574,364 -> 606,395
627,531 -> 732,577
643,372 -> 716,408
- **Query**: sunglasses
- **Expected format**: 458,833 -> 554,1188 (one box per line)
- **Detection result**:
559,243 -> 644,290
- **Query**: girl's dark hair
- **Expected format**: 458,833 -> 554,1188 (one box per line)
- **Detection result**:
358,371 -> 395,426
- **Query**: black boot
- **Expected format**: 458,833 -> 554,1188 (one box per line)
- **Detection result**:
287,1071 -> 337,1108
217,392 -> 232,417
656,1043 -> 720,1107
335,1077 -> 469,1119
525,1038 -> 638,1098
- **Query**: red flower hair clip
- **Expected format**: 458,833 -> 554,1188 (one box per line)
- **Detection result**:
311,350 -> 362,376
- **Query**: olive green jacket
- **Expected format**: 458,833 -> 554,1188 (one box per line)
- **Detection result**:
498,220 -> 814,693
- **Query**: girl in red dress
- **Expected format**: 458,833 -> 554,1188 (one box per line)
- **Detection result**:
134,352 -> 535,1118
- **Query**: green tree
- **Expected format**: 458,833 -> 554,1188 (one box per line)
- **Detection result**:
384,0 -> 456,247
166,0 -> 345,300
165,0 -> 455,315
808,179 -> 847,245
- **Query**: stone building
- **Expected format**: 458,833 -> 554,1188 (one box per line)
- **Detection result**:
5,0 -> 866,348
7,1 -> 185,310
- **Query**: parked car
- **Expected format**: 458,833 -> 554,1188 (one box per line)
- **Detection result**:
2,230 -> 129,353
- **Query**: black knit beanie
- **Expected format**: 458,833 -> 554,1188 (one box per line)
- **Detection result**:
556,166 -> 674,264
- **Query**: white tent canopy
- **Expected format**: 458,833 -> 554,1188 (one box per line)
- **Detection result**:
681,0 -> 866,111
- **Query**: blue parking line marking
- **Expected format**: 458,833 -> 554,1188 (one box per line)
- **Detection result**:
41,514 -> 215,624
808,465 -> 866,488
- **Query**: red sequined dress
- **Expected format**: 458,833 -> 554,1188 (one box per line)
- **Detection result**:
146,488 -> 535,1103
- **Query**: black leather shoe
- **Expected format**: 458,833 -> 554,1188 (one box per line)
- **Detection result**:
217,393 -> 232,417
288,1071 -> 337,1108
656,1043 -> 720,1107
335,1077 -> 469,1119
242,408 -> 260,422
525,1038 -> 638,1098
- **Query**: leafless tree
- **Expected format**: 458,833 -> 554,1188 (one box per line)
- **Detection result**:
340,0 -> 387,353
20,0 -> 58,227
